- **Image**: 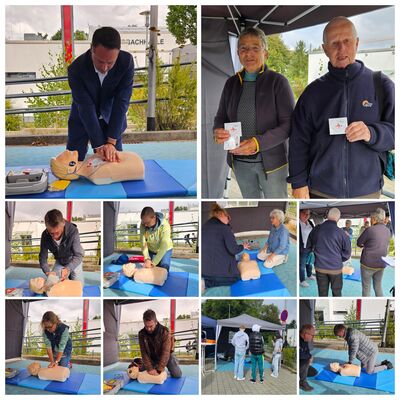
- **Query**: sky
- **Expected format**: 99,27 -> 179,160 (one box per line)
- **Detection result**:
5,5 -> 169,40
281,7 -> 394,51
120,299 -> 199,323
28,299 -> 101,322
118,201 -> 199,213
13,201 -> 101,221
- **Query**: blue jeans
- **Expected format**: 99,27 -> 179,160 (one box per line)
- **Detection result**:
234,351 -> 246,379
271,353 -> 281,377
56,351 -> 71,367
251,354 -> 264,381
299,250 -> 313,282
53,261 -> 83,283
149,249 -> 172,271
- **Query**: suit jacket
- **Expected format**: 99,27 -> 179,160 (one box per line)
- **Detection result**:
68,49 -> 134,149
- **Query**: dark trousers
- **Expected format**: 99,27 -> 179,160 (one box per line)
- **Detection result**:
300,360 -> 317,384
203,275 -> 240,289
299,250 -> 313,282
316,271 -> 343,296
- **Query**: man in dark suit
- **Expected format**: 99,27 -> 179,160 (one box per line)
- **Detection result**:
67,26 -> 134,161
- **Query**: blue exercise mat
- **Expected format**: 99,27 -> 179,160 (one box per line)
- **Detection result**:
104,371 -> 190,395
6,159 -> 195,199
121,160 -> 187,198
230,272 -> 291,297
6,369 -> 100,395
344,268 -> 362,281
179,376 -> 198,395
106,268 -> 194,297
312,362 -> 394,393
155,160 -> 197,196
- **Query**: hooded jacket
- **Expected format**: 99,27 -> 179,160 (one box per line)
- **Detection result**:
214,64 -> 295,173
288,60 -> 394,198
231,329 -> 249,353
140,212 -> 173,266
39,221 -> 84,274
201,217 -> 243,279
249,324 -> 264,355
138,322 -> 174,373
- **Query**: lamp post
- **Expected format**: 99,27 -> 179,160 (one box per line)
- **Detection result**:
139,10 -> 150,67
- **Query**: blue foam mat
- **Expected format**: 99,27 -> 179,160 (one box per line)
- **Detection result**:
155,160 -> 197,196
6,368 -> 31,384
344,268 -> 362,281
179,376 -> 198,395
45,372 -> 86,394
231,272 -> 290,297
149,376 -> 186,395
312,362 -> 394,393
77,372 -> 101,394
149,272 -> 189,297
121,160 -> 187,198
17,375 -> 52,390
83,285 -> 101,297
66,179 -> 127,199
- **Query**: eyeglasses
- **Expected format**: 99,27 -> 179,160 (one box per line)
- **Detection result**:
238,46 -> 262,54
305,332 -> 315,337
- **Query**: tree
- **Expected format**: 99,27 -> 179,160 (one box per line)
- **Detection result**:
287,40 -> 308,99
286,319 -> 297,329
267,34 -> 291,75
37,32 -> 48,40
51,29 -> 88,40
166,6 -> 197,46
344,301 -> 365,330
203,300 -> 264,320
25,52 -> 71,128
5,99 -> 22,131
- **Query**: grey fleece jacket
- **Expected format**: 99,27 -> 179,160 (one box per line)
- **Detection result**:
346,327 -> 378,364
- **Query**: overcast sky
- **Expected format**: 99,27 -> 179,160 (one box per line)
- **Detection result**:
6,5 -> 169,40
27,299 -> 101,322
120,299 -> 199,323
118,201 -> 198,213
12,201 -> 101,221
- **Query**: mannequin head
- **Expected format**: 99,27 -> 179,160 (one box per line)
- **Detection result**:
50,150 -> 80,180
127,365 -> 139,380
29,277 -> 46,294
27,362 -> 41,376
330,362 -> 340,373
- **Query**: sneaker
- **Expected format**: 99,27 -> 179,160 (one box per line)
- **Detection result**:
237,377 -> 245,381
260,379 -> 264,383
270,373 -> 278,378
308,275 -> 316,280
233,376 -> 237,379
250,379 -> 256,383
381,360 -> 393,370
300,382 -> 314,392
300,280 -> 309,287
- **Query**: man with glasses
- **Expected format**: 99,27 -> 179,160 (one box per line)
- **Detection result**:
299,209 -> 315,288
140,207 -> 173,271
138,309 -> 182,378
39,209 -> 84,283
299,324 -> 317,392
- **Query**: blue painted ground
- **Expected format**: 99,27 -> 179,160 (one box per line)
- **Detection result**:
6,142 -> 196,167
6,358 -> 100,395
299,258 -> 394,297
6,265 -> 100,287
103,253 -> 199,297
302,348 -> 395,395
104,362 -> 198,395
203,237 -> 297,297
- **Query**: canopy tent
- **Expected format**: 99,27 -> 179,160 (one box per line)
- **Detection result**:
103,202 -> 120,258
214,313 -> 282,369
299,299 -> 316,351
6,300 -> 30,360
202,201 -> 287,233
300,201 -> 395,232
201,5 -> 389,198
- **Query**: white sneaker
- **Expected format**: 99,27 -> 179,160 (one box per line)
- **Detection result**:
300,281 -> 309,287
233,376 -> 237,380
237,377 -> 245,381
308,275 -> 316,281
270,373 -> 278,378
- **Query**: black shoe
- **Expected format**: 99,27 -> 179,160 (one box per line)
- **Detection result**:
300,382 -> 314,392
260,379 -> 264,383
250,379 -> 256,383
381,360 -> 393,370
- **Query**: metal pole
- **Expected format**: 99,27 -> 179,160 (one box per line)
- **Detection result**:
147,6 -> 158,131
381,299 -> 391,347
66,201 -> 73,222
61,5 -> 74,64
170,299 -> 176,335
83,299 -> 89,339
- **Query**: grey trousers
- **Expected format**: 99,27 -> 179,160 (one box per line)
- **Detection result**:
233,160 -> 288,199
53,261 -> 84,283
362,350 -> 387,374
166,353 -> 182,378
361,265 -> 384,297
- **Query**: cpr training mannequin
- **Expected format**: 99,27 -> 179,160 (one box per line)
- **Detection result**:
237,253 -> 260,281
50,149 -> 145,185
122,262 -> 168,286
127,358 -> 167,385
27,361 -> 70,382
330,362 -> 361,377
29,273 -> 83,297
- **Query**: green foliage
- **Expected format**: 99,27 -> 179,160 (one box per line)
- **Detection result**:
166,6 -> 197,46
344,301 -> 365,330
71,318 -> 93,356
5,99 -> 22,131
25,52 -> 71,128
386,312 -> 394,348
282,347 -> 296,369
129,58 -> 196,130
267,35 -> 291,75
287,319 -> 297,329
51,29 -> 88,40
23,321 -> 47,356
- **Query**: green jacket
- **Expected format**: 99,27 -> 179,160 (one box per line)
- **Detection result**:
140,213 -> 173,265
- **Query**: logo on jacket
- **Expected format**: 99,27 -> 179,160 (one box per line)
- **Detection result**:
362,100 -> 373,108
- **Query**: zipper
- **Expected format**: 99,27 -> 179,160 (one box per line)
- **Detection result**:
343,70 -> 349,198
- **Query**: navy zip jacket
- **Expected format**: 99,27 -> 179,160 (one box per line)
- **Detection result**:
288,60 -> 394,198
201,217 -> 243,279
214,65 -> 295,173
299,336 -> 312,362
306,220 -> 351,272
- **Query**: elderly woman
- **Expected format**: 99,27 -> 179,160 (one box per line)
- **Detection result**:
257,209 -> 290,268
213,27 -> 295,199
202,204 -> 250,288
357,208 -> 391,296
